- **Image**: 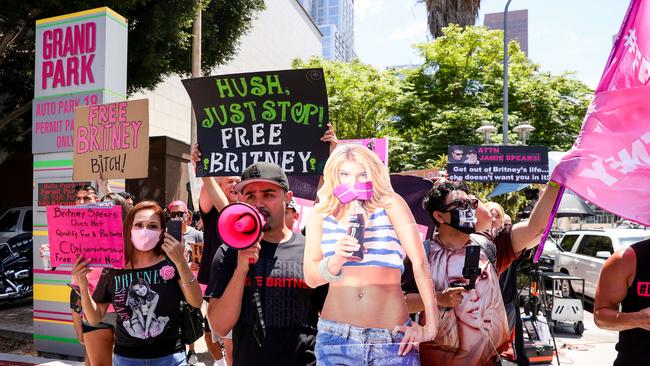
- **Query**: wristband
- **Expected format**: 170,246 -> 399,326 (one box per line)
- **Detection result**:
548,180 -> 560,188
318,257 -> 343,282
182,275 -> 196,288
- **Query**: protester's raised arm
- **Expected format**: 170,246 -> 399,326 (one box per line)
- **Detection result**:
314,123 -> 337,204
71,257 -> 109,325
510,184 -> 561,253
200,177 -> 230,212
191,143 -> 231,213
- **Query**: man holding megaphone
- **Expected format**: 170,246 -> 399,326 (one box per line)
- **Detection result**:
204,162 -> 328,366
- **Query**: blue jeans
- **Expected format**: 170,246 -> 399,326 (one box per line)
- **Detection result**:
113,351 -> 187,366
315,318 -> 420,366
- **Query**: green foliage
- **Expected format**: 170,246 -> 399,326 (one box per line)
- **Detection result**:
392,25 -> 592,171
0,0 -> 265,157
292,57 -> 405,140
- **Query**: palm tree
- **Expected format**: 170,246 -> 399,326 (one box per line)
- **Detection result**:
423,0 -> 482,37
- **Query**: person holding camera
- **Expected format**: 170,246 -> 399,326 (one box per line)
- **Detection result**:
408,180 -> 560,366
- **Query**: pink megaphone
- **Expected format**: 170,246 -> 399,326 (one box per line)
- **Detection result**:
217,203 -> 266,250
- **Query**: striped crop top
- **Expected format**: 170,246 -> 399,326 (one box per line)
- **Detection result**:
321,208 -> 405,272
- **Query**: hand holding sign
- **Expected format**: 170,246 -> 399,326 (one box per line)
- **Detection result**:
182,69 -> 330,177
73,99 -> 149,180
46,204 -> 124,268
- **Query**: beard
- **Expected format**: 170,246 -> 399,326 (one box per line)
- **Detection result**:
258,208 -> 272,231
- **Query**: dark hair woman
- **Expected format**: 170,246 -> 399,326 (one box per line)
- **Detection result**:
72,201 -> 202,366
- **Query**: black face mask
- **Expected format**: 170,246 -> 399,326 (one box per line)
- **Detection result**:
444,206 -> 477,234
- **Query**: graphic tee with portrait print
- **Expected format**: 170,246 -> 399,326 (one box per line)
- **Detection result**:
93,260 -> 184,359
421,226 -> 518,366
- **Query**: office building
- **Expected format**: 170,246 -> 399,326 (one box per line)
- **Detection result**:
483,9 -> 528,55
300,0 -> 355,61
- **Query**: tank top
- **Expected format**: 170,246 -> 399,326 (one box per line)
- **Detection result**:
614,239 -> 650,366
321,208 -> 405,272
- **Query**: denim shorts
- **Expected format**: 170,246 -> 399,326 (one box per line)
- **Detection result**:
315,318 -> 420,366
113,351 -> 186,366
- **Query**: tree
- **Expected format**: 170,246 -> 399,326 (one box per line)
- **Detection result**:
0,0 -> 265,158
292,57 -> 405,140
391,25 -> 591,171
422,0 -> 481,38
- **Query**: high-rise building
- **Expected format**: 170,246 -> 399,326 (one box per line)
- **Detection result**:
483,9 -> 528,55
299,0 -> 355,61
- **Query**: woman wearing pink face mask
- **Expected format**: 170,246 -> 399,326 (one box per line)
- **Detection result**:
71,201 -> 203,366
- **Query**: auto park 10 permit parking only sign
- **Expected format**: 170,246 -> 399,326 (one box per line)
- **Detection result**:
182,68 -> 330,177
447,145 -> 549,183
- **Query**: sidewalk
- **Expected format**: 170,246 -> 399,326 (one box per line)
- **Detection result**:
0,298 -> 217,365
0,353 -> 83,366
0,297 -> 618,365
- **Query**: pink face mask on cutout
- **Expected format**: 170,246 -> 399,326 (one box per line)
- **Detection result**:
130,229 -> 161,251
333,181 -> 374,204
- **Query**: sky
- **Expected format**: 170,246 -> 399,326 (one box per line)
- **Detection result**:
354,0 -> 631,88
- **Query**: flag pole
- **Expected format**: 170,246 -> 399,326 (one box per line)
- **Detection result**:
533,183 -> 566,263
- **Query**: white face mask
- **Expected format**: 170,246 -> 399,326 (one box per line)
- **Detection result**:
131,229 -> 161,251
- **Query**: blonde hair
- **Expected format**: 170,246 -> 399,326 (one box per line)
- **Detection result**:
485,202 -> 505,229
428,239 -> 507,353
316,144 -> 392,218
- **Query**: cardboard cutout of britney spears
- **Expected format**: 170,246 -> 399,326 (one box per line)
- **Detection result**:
303,144 -> 439,365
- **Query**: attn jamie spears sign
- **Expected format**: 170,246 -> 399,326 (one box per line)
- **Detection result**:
32,7 -> 127,153
447,145 -> 549,183
182,68 -> 330,176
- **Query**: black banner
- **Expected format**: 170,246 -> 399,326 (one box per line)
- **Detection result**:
182,69 -> 330,177
447,145 -> 549,183
38,181 -> 91,207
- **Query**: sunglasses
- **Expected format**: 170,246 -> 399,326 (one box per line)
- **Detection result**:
168,211 -> 187,219
440,198 -> 479,212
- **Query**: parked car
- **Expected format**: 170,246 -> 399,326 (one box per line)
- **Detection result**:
554,229 -> 650,299
538,237 -> 559,273
0,207 -> 32,245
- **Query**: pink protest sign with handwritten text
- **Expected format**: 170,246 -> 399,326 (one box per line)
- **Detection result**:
46,204 -> 125,268
552,0 -> 650,225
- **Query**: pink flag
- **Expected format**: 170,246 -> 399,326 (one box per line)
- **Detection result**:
552,0 -> 650,225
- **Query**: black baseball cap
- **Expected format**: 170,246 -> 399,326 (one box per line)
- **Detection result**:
234,162 -> 290,193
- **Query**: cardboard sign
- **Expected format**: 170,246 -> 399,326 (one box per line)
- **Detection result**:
339,138 -> 389,166
191,242 -> 203,266
447,145 -> 549,183
182,68 -> 330,176
46,204 -> 124,268
38,182 -> 91,206
73,99 -> 149,180
398,168 -> 442,180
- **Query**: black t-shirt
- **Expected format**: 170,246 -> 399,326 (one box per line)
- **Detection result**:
206,232 -> 326,366
93,260 -> 184,358
198,206 -> 222,285
615,239 -> 650,366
